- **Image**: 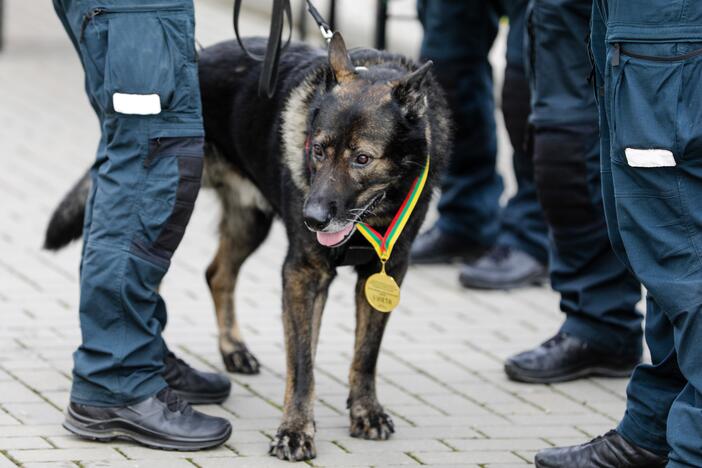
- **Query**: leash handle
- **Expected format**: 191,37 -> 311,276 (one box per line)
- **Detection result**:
233,0 -> 292,98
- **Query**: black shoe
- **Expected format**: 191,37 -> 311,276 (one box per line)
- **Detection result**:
63,387 -> 232,451
163,352 -> 231,405
459,245 -> 548,290
504,333 -> 640,384
535,430 -> 667,467
410,225 -> 487,264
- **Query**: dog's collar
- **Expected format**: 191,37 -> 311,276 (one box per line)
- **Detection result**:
337,234 -> 375,266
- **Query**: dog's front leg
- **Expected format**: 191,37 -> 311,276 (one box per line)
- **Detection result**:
270,255 -> 333,462
348,260 -> 408,440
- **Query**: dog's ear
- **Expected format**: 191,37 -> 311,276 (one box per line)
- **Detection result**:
393,61 -> 433,90
390,61 -> 433,117
328,32 -> 355,84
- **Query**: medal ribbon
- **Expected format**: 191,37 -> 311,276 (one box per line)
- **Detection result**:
357,155 -> 430,263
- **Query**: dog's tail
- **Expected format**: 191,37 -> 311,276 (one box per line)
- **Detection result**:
43,169 -> 91,251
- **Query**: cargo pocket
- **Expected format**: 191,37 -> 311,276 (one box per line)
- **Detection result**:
132,136 -> 203,267
608,40 -> 702,310
608,43 -> 689,165
80,4 -> 196,116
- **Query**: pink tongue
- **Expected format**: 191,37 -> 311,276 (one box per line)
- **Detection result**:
316,224 -> 354,247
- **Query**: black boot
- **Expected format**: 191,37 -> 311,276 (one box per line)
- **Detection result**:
504,333 -> 640,383
410,225 -> 487,264
64,387 -> 232,451
459,245 -> 548,290
163,352 -> 231,405
535,430 -> 667,467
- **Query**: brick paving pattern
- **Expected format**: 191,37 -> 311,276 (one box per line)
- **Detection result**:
0,1 -> 631,466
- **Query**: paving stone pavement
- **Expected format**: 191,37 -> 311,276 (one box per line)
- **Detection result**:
0,0 -> 634,466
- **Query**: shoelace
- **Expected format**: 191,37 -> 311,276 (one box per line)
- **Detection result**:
156,387 -> 189,412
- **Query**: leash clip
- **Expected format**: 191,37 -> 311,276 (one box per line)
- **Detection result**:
319,25 -> 333,43
306,0 -> 334,43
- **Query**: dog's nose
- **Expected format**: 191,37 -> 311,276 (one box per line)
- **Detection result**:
303,200 -> 335,231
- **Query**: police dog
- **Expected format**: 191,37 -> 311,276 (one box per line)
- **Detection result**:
45,33 -> 450,461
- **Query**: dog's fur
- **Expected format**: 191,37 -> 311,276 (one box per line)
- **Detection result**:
45,34 -> 450,461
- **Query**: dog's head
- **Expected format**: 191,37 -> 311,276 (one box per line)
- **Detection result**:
304,33 -> 433,248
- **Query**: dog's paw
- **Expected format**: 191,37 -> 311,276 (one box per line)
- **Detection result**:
222,348 -> 260,374
349,403 -> 395,440
269,428 -> 316,461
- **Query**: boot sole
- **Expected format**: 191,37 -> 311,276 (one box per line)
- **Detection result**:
505,362 -> 638,384
172,388 -> 231,405
63,406 -> 231,451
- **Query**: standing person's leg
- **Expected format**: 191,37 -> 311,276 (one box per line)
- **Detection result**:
411,0 -> 501,264
53,0 -> 231,407
504,0 -> 643,384
459,0 -> 550,290
593,3 -> 684,456
53,0 -> 231,449
535,1 -> 694,465
600,3 -> 702,465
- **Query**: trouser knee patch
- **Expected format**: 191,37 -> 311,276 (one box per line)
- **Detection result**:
533,130 -> 598,228
133,136 -> 203,266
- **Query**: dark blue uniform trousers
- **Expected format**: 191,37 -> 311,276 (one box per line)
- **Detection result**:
593,1 -> 702,465
53,0 -> 204,406
418,0 -> 549,264
527,0 -> 642,355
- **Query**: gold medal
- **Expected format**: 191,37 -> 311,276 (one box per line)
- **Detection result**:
364,262 -> 400,313
357,155 -> 431,313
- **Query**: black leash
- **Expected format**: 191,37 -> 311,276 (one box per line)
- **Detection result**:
233,0 -> 333,98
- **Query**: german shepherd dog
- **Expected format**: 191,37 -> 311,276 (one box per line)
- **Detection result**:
45,33 -> 450,461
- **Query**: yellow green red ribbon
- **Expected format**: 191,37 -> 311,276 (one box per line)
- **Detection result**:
357,155 -> 430,262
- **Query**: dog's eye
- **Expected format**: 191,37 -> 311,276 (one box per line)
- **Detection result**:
312,144 -> 324,160
355,154 -> 371,166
